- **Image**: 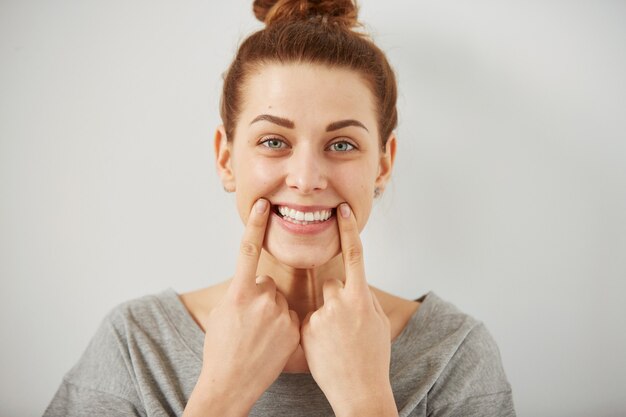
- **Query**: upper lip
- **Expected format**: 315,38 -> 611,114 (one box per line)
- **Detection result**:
271,202 -> 337,212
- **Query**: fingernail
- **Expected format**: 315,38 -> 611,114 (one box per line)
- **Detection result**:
339,203 -> 351,218
255,199 -> 268,213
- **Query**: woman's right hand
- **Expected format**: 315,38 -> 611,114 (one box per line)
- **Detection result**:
184,198 -> 301,417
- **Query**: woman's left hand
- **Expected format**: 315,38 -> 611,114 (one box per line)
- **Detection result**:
300,203 -> 398,417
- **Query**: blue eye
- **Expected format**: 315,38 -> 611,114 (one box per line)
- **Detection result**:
329,141 -> 355,152
260,138 -> 287,149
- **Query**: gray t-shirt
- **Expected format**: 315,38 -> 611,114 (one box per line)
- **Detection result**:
43,289 -> 515,416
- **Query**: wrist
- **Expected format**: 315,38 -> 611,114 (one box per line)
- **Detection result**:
183,371 -> 255,417
333,384 -> 398,417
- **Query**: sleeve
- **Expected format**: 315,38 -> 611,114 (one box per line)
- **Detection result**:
427,323 -> 516,417
42,310 -> 146,417
427,391 -> 515,417
43,380 -> 142,417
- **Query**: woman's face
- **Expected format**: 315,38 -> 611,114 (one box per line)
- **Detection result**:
216,63 -> 395,269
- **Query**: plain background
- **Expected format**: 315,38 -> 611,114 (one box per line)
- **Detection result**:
1,0 -> 625,416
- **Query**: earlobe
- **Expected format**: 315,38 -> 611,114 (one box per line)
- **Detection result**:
214,125 -> 236,192
375,134 -> 397,191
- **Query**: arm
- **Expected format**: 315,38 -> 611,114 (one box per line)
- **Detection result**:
182,199 -> 300,416
300,203 -> 399,417
182,373 -> 253,417
333,384 -> 399,417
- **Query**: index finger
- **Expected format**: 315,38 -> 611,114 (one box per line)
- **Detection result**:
337,202 -> 368,294
230,198 -> 270,294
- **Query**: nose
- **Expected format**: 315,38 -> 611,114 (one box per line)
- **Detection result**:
285,145 -> 327,194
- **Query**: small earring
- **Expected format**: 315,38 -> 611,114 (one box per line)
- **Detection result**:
374,187 -> 381,198
223,186 -> 233,193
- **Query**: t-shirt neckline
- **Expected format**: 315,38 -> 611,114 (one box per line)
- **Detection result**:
156,287 -> 433,390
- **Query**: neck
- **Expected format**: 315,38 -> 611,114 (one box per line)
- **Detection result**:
256,249 -> 346,322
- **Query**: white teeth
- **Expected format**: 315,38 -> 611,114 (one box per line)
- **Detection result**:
277,206 -> 333,224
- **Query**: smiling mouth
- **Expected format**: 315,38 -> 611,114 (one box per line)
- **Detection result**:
272,204 -> 337,225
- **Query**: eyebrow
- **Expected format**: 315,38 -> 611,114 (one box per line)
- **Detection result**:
249,114 -> 369,132
250,114 -> 294,129
326,119 -> 369,132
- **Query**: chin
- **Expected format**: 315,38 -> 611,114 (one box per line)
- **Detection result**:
264,240 -> 340,270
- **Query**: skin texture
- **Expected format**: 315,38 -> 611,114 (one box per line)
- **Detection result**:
184,199 -> 301,417
215,63 -> 396,321
183,63 -> 402,417
300,202 -> 398,415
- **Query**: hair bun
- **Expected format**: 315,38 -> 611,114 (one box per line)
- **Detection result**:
253,0 -> 359,29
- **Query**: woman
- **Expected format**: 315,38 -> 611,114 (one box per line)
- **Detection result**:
44,1 -> 515,416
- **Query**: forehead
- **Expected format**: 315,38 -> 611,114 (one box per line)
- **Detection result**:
239,63 -> 377,128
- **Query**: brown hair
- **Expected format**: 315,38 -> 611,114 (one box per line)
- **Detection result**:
220,0 -> 398,151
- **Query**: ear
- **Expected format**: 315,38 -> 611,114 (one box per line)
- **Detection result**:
374,134 -> 397,192
214,125 -> 236,192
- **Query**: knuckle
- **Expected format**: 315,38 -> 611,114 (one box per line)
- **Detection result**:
240,240 -> 260,258
348,293 -> 370,310
279,310 -> 293,327
323,298 -> 340,313
288,310 -> 300,325
322,281 -> 335,295
274,290 -> 287,305
308,311 -> 321,327
345,244 -> 363,265
290,324 -> 301,343
259,277 -> 276,292
323,278 -> 342,289
253,296 -> 274,316
229,288 -> 249,306
258,287 -> 276,305
255,275 -> 274,285
262,288 -> 279,305
266,276 -> 277,287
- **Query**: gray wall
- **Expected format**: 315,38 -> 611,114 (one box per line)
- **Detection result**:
1,1 -> 625,416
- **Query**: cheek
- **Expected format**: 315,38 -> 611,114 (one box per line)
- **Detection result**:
234,158 -> 284,221
335,163 -> 363,187
236,157 -> 277,186
333,163 -> 377,230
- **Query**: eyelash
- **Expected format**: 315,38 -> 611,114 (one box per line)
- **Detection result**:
328,141 -> 355,152
259,137 -> 356,152
260,137 -> 288,150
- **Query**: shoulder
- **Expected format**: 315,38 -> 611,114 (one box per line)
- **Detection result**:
418,293 -> 515,415
45,290 -> 183,416
63,290 -> 177,391
109,289 -> 177,318
395,291 -> 484,355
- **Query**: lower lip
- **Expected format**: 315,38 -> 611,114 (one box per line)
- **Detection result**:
271,210 -> 336,235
